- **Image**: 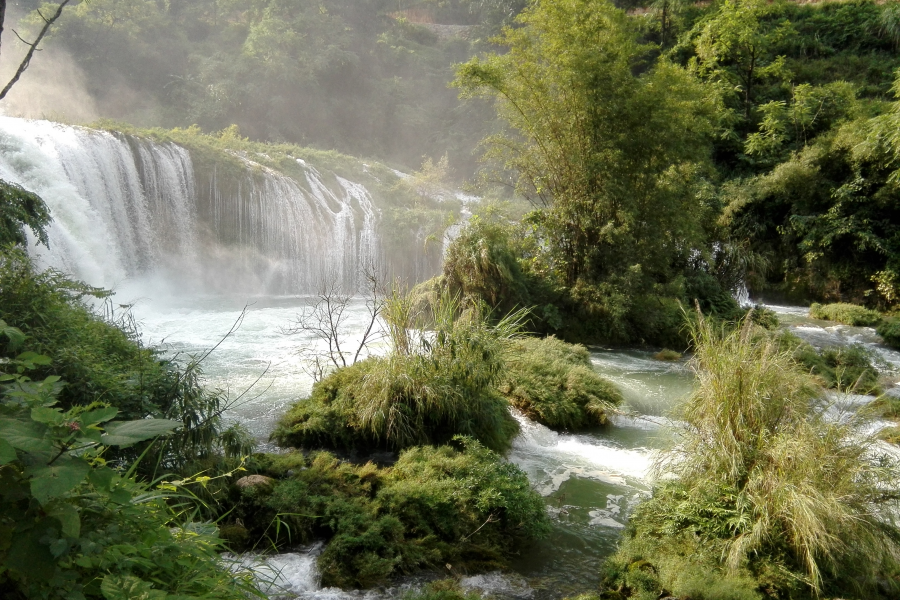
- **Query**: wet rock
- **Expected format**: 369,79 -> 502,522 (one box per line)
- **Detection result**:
235,474 -> 275,493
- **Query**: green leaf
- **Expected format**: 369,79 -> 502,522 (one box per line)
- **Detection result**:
31,406 -> 64,426
0,323 -> 25,351
30,458 -> 90,504
109,486 -> 132,505
47,502 -> 80,538
15,351 -> 52,366
101,574 -> 167,600
88,466 -> 116,492
0,418 -> 49,452
4,521 -> 56,580
0,438 -> 16,465
80,406 -> 118,426
75,428 -> 103,445
101,419 -> 180,447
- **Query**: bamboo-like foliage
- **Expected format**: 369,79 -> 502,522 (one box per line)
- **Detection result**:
657,315 -> 900,594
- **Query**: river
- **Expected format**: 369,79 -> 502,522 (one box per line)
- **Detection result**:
125,295 -> 900,599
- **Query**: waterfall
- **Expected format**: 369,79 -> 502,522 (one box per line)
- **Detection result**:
0,117 -> 383,294
197,156 -> 381,294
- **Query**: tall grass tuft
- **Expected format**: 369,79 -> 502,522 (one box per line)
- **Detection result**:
809,302 -> 882,326
607,314 -> 900,598
274,293 -> 525,452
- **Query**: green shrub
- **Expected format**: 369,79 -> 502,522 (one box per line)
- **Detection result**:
233,438 -> 549,588
748,305 -> 779,330
0,331 -> 260,600
653,348 -> 683,361
273,303 -> 520,453
877,316 -> 900,349
0,249 -> 244,471
603,315 -> 900,598
498,336 -> 622,430
779,332 -> 882,394
809,302 -> 882,326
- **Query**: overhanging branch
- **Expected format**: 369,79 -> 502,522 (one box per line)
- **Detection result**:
0,0 -> 72,101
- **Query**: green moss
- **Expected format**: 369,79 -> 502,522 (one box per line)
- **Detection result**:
877,316 -> 900,349
273,312 -> 520,453
499,336 -> 622,430
235,439 -> 549,588
653,349 -> 682,361
780,332 -> 882,394
401,580 -> 482,600
809,302 -> 882,326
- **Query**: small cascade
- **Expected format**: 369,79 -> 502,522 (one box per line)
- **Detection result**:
508,411 -> 655,496
0,117 -> 386,294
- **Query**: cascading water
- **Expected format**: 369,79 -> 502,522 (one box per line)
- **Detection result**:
196,156 -> 381,294
0,117 -> 383,295
0,116 -> 200,290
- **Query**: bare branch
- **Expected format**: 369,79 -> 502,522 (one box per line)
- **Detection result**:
0,0 -> 72,101
282,267 -> 386,382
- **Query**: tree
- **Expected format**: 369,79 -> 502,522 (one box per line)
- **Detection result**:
0,0 -> 75,248
282,268 -> 385,381
691,0 -> 793,119
0,0 -> 73,100
455,0 -> 717,288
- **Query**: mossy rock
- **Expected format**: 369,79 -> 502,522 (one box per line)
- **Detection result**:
231,440 -> 550,588
877,317 -> 900,349
235,474 -> 276,493
273,314 -> 521,453
218,524 -> 250,551
499,336 -> 622,430
653,349 -> 682,362
809,302 -> 882,326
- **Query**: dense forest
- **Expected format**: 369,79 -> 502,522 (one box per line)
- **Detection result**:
3,0 -> 900,599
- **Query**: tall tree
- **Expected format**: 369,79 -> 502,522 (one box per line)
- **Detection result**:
455,0 -> 717,287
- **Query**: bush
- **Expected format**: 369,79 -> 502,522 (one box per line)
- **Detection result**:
877,316 -> 900,349
809,302 -> 882,326
602,315 -> 900,598
0,249 -> 243,471
232,438 -> 550,588
748,305 -> 779,330
273,302 -> 521,453
780,332 -> 881,394
797,346 -> 880,394
653,349 -> 683,361
498,336 -> 622,430
0,331 -> 260,600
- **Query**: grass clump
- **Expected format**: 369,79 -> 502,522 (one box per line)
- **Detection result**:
231,437 -> 550,588
652,348 -> 682,361
401,580 -> 482,600
783,333 -> 882,395
602,316 -> 900,599
499,336 -> 622,430
273,297 -> 521,453
809,302 -> 882,326
877,316 -> 900,349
